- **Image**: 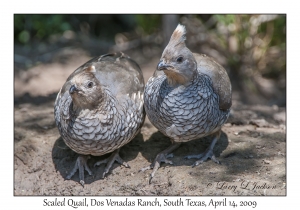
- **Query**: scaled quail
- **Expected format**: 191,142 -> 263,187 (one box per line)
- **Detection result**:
141,24 -> 232,182
54,52 -> 145,185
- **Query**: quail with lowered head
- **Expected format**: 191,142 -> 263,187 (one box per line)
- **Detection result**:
54,52 -> 145,185
141,24 -> 232,182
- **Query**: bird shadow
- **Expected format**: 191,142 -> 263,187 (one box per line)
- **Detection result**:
139,130 -> 229,169
51,133 -> 143,185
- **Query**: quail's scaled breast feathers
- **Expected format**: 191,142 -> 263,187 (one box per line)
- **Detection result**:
54,52 -> 145,185
142,24 -> 232,181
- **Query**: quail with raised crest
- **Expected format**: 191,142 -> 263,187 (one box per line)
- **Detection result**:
141,24 -> 232,182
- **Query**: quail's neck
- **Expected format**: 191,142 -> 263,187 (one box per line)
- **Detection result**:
164,70 -> 196,88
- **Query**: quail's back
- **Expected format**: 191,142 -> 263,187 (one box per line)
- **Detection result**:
54,52 -> 145,185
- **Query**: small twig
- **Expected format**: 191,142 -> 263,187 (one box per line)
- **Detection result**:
153,182 -> 168,186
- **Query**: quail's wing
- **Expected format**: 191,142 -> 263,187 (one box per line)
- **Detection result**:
194,53 -> 232,110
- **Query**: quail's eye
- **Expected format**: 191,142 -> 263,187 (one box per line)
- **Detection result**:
87,82 -> 93,88
176,56 -> 184,63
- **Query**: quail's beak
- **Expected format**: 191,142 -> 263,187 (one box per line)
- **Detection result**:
69,85 -> 78,94
157,60 -> 173,71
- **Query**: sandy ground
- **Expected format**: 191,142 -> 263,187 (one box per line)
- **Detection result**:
14,54 -> 286,196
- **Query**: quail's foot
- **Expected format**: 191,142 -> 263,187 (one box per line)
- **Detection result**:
66,155 -> 92,186
94,148 -> 130,178
184,147 -> 220,167
140,143 -> 181,183
184,130 -> 221,167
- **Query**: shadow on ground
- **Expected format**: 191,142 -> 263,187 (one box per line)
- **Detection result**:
14,92 -> 57,105
52,133 -> 143,185
138,130 -> 229,167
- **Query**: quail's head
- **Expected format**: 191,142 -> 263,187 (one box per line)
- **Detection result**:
69,66 -> 104,110
157,24 -> 197,86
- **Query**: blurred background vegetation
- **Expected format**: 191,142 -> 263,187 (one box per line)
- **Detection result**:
14,14 -> 286,106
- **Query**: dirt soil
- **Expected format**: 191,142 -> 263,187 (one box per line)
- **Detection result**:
14,53 -> 286,196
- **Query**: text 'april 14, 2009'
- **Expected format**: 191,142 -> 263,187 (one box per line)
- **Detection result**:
43,198 -> 258,208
